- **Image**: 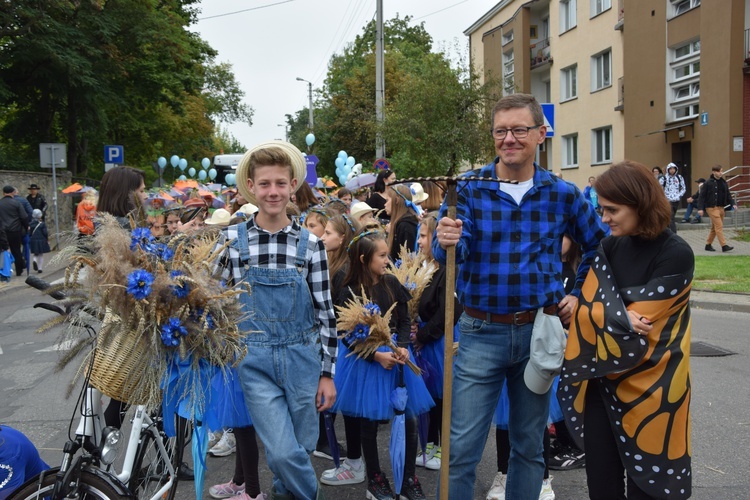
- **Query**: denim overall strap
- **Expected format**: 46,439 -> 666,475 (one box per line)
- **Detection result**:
295,227 -> 310,276
235,220 -> 251,262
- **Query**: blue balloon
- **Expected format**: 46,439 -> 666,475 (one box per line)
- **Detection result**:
335,157 -> 345,169
188,167 -> 196,177
338,175 -> 347,186
178,175 -> 187,181
178,158 -> 188,171
201,157 -> 210,169
198,170 -> 207,180
338,150 -> 347,160
209,168 -> 217,180
225,174 -> 236,186
170,155 -> 180,168
346,156 -> 355,168
157,157 -> 167,169
305,133 -> 315,146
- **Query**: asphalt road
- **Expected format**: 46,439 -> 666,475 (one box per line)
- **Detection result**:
2,283 -> 749,499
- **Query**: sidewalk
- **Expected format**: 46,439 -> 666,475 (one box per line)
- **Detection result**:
3,227 -> 748,312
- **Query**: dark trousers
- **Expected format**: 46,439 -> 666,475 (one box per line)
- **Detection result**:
669,201 -> 679,233
233,426 -> 261,497
6,229 -> 25,276
361,417 -> 417,487
584,381 -> 653,499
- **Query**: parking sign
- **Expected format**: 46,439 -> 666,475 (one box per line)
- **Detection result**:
541,104 -> 554,137
104,145 -> 124,164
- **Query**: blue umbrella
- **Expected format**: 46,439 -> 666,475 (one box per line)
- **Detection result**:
192,422 -> 208,500
323,411 -> 341,468
390,367 -> 408,495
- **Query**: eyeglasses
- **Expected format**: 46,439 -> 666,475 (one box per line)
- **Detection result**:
490,125 -> 542,140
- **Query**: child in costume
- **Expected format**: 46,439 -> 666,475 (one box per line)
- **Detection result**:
331,228 -> 433,500
28,209 -> 50,273
212,141 -> 336,500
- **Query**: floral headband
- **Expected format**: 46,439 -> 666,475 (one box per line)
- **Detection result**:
390,186 -> 419,214
342,214 -> 356,233
347,229 -> 381,253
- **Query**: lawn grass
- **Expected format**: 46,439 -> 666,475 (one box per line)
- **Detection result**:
694,255 -> 750,293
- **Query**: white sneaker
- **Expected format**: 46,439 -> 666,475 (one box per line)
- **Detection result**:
539,476 -> 555,500
415,442 -> 435,467
320,459 -> 366,486
424,446 -> 441,470
486,471 -> 507,500
209,429 -> 236,457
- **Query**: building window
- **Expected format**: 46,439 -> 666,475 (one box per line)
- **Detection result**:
592,127 -> 612,164
669,39 -> 700,121
560,65 -> 578,101
562,134 -> 578,168
591,49 -> 611,91
502,30 -> 514,45
560,0 -> 577,33
590,0 -> 611,17
503,50 -> 515,95
670,0 -> 700,18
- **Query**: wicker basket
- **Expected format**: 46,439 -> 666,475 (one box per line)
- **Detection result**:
89,322 -> 152,405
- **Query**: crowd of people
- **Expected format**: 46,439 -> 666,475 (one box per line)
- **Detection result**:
8,92 -> 744,499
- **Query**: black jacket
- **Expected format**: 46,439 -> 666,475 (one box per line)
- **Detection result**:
697,176 -> 734,210
0,196 -> 29,233
389,214 -> 419,261
415,265 -> 463,345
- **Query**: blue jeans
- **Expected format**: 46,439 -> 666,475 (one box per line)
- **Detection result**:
682,202 -> 700,222
446,314 -> 550,499
238,335 -> 321,498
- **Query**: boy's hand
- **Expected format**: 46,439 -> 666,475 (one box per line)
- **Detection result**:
316,377 -> 336,412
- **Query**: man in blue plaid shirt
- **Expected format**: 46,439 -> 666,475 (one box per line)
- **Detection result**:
433,94 -> 608,499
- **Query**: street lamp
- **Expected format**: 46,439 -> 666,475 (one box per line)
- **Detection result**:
277,123 -> 289,141
295,77 -> 314,131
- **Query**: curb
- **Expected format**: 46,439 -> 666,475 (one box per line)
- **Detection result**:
689,299 -> 750,314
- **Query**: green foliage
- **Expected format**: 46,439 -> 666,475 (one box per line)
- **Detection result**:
694,255 -> 750,293
288,14 -> 501,182
0,0 -> 252,180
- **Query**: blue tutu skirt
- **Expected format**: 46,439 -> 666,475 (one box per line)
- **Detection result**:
493,377 -> 563,429
333,341 -> 435,420
206,367 -> 253,430
414,336 -> 444,399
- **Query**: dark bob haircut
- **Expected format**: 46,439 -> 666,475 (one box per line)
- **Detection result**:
97,166 -> 145,218
594,160 -> 672,240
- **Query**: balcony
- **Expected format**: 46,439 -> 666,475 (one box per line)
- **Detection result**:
614,76 -> 624,111
530,38 -> 552,69
614,0 -> 624,30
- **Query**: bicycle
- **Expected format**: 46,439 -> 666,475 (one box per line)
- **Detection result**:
9,276 -> 189,500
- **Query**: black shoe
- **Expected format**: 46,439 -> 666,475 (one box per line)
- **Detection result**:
691,219 -> 701,224
313,442 -> 346,461
177,462 -> 194,481
33,261 -> 38,271
549,446 -> 586,471
38,270 -> 43,273
400,475 -> 426,500
722,245 -> 734,252
705,244 -> 715,251
366,472 -> 395,500
680,219 -> 689,223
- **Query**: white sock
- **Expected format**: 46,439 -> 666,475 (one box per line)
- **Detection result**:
346,457 -> 362,469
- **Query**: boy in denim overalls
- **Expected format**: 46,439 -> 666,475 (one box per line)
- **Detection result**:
213,141 -> 337,500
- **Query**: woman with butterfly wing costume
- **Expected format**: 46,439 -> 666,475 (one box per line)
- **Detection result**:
558,161 -> 694,500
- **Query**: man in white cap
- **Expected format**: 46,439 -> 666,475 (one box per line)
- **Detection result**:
211,141 -> 335,500
663,162 -> 686,233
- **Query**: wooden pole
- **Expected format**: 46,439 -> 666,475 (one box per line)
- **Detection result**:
439,180 -> 457,499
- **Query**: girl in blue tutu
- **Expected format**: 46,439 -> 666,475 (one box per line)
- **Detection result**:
332,228 -> 433,499
412,215 -> 462,471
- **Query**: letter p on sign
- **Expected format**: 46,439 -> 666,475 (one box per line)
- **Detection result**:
104,145 -> 124,164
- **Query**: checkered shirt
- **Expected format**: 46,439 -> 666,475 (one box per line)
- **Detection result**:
432,161 -> 609,314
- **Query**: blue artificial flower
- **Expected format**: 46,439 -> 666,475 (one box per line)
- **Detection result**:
160,317 -> 188,347
192,308 -> 215,329
394,259 -> 403,269
350,323 -> 370,342
149,243 -> 174,261
364,302 -> 381,316
130,227 -> 154,251
170,270 -> 190,298
126,269 -> 155,300
404,279 -> 417,291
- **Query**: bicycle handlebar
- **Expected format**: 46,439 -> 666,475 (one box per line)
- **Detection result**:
26,275 -> 66,300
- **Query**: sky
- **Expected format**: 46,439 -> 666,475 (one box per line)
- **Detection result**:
193,0 -> 494,151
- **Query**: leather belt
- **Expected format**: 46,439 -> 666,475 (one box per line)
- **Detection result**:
464,305 -> 558,326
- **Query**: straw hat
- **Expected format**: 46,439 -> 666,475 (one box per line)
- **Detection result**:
204,208 -> 232,226
235,202 -> 259,217
410,183 -> 429,204
350,202 -> 376,222
236,140 -> 307,205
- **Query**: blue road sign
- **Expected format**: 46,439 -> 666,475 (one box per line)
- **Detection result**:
541,103 -> 554,137
700,112 -> 708,126
374,158 -> 390,170
104,145 -> 124,164
305,154 -> 319,186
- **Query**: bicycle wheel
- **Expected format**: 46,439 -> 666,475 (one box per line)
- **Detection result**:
9,467 -> 129,499
128,413 -> 186,500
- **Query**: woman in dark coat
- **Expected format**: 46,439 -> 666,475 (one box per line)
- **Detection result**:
28,209 -> 50,273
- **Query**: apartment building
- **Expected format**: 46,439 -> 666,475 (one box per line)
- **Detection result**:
465,0 -> 748,191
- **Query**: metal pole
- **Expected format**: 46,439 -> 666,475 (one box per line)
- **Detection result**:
375,0 -> 385,158
49,146 -> 61,249
307,82 -> 314,131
